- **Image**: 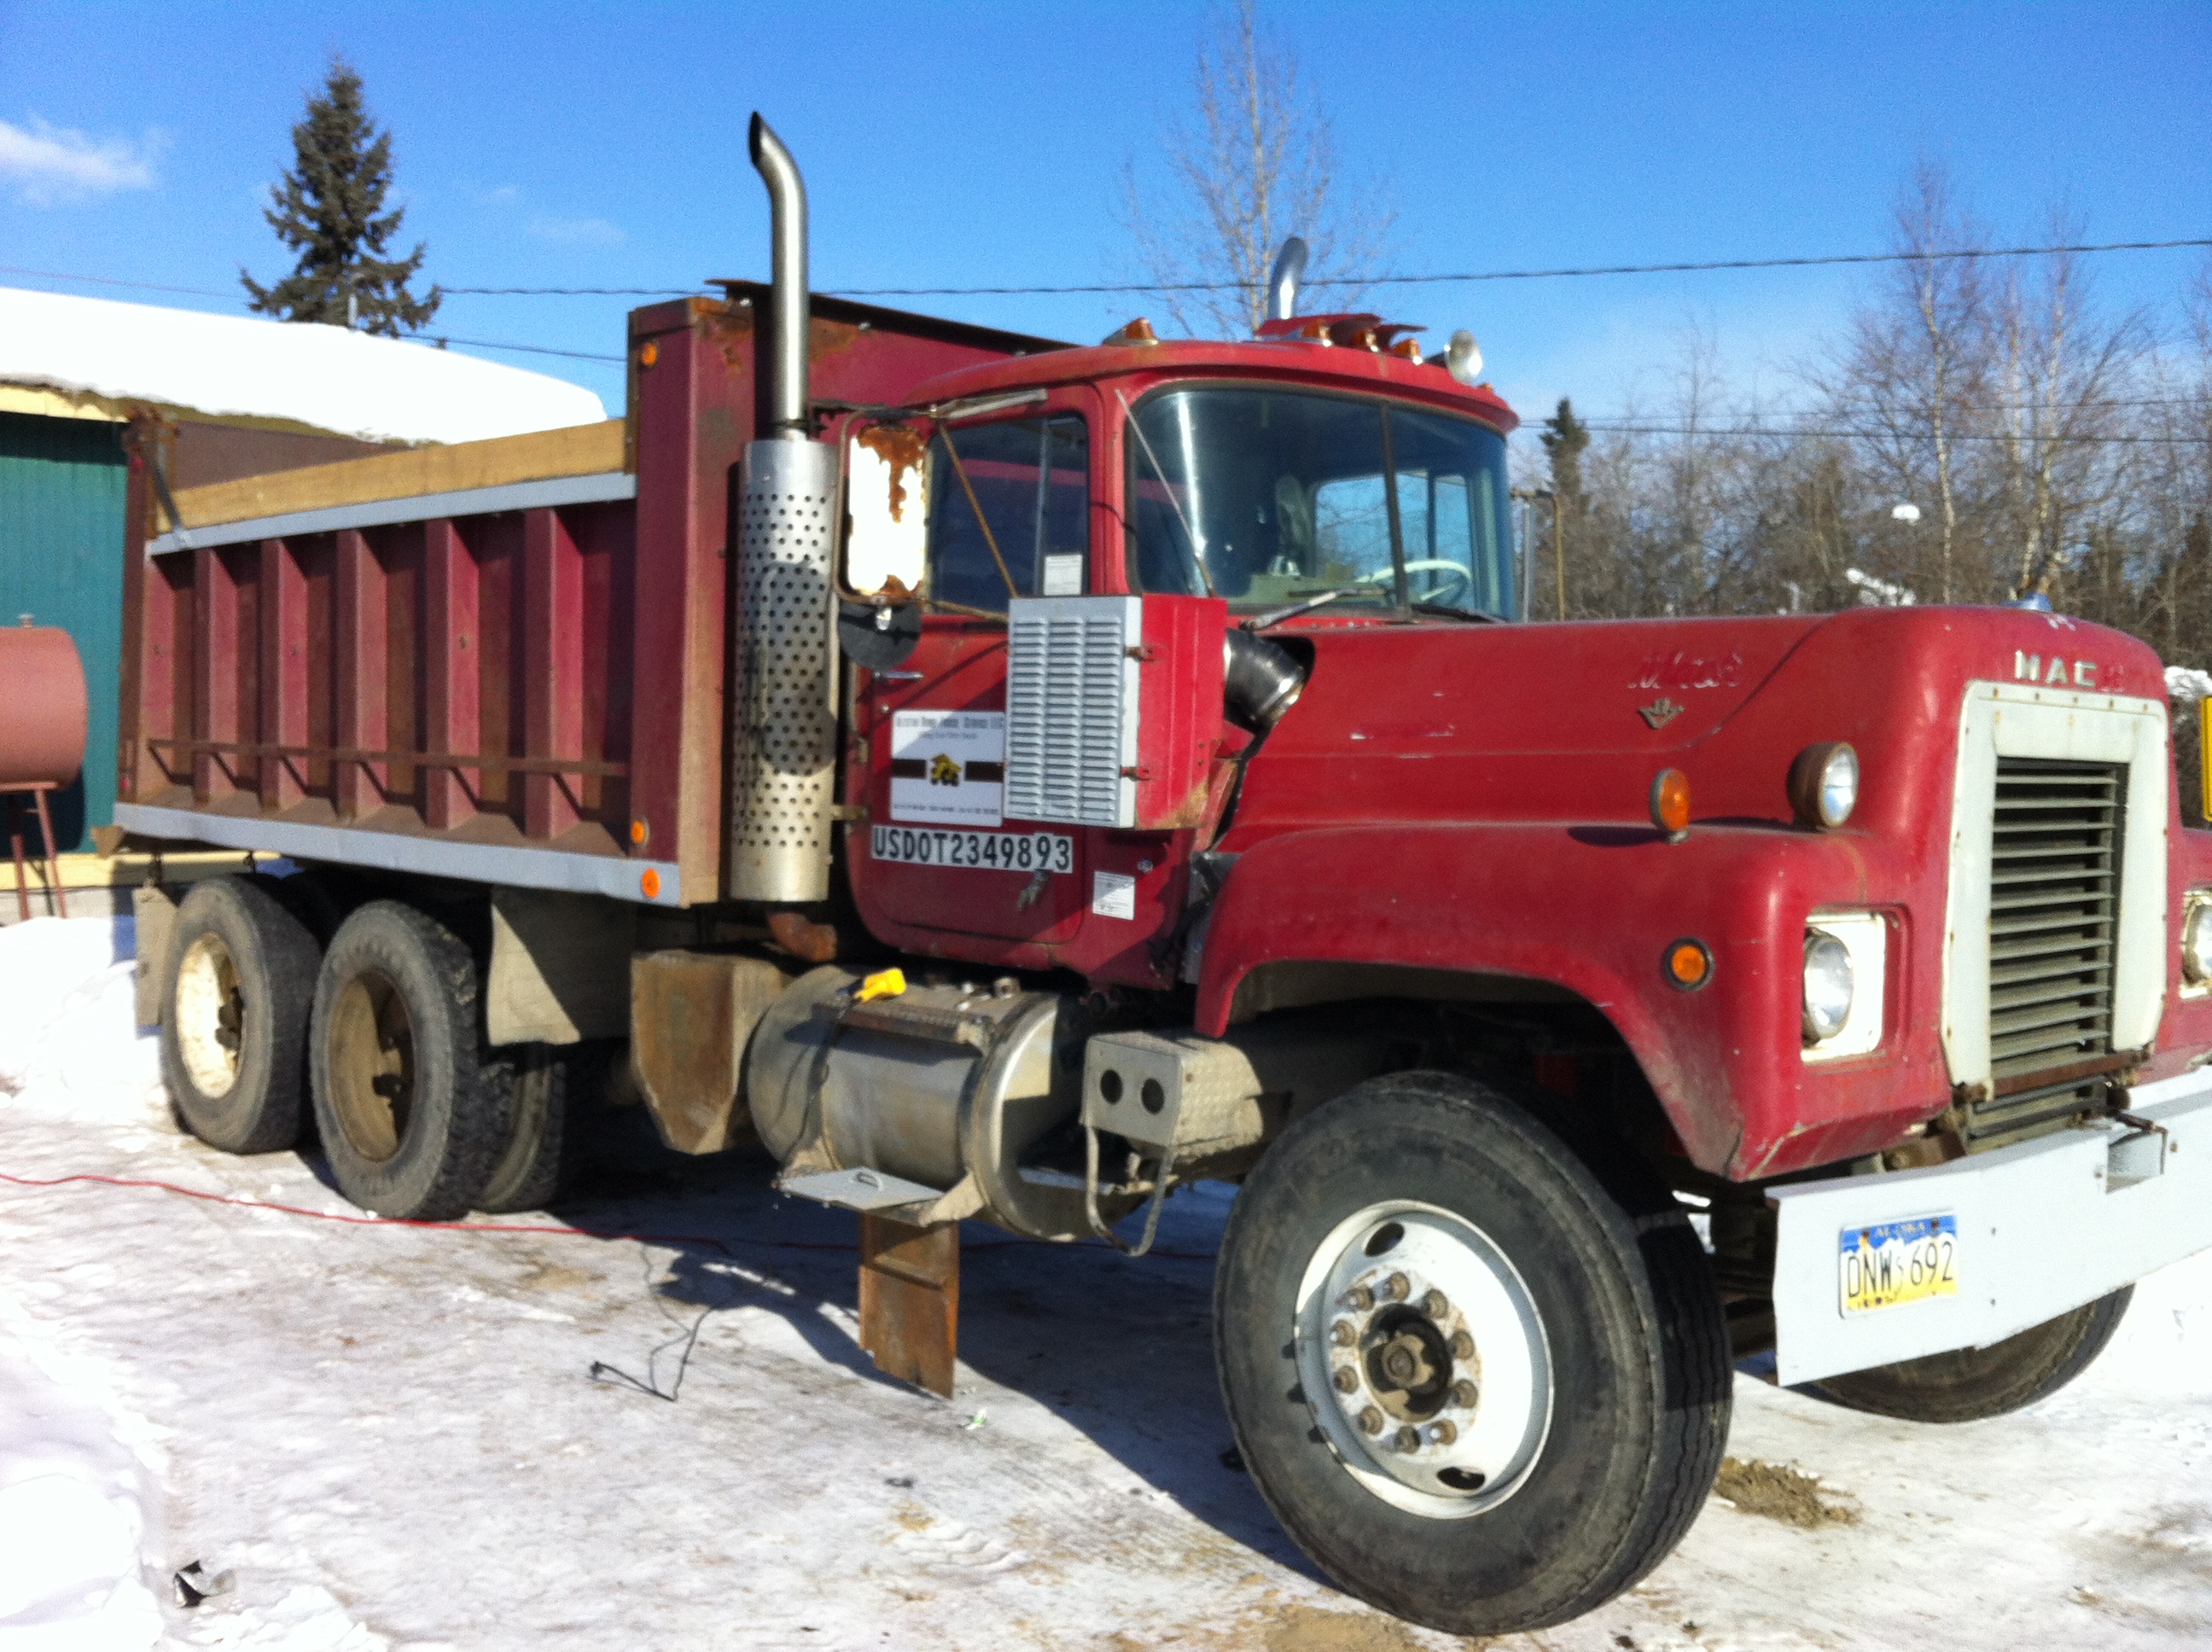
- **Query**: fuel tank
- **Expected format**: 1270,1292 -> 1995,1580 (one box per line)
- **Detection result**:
0,625 -> 88,788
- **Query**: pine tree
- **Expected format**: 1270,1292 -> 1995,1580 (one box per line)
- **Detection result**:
242,58 -> 439,336
1539,398 -> 1591,509
1535,398 -> 1592,618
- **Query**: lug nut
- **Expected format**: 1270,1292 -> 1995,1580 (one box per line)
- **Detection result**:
1383,1272 -> 1411,1302
1428,1420 -> 1458,1446
1358,1407 -> 1385,1436
1330,1319 -> 1357,1348
1452,1380 -> 1478,1408
1344,1284 -> 1375,1311
1394,1426 -> 1421,1452
1420,1289 -> 1449,1318
1331,1366 -> 1359,1394
1449,1330 -> 1476,1361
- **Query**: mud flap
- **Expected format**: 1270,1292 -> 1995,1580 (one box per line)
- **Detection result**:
858,1214 -> 959,1399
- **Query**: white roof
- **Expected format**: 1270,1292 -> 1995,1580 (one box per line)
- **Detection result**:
0,286 -> 606,445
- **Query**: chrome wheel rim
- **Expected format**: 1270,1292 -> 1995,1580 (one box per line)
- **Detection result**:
174,933 -> 244,1099
1294,1199 -> 1552,1519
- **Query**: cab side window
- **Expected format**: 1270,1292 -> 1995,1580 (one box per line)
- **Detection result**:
927,415 -> 1089,614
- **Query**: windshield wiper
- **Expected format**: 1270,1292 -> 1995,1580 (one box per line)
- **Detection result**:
1243,588 -> 1361,631
1406,601 -> 1502,624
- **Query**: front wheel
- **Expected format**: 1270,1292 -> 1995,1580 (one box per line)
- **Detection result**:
1807,1288 -> 2132,1422
1215,1072 -> 1731,1638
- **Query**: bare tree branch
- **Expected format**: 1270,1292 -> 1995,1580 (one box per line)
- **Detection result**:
1120,0 -> 1395,338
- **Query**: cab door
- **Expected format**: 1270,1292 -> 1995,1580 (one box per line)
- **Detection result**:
853,393 -> 1097,945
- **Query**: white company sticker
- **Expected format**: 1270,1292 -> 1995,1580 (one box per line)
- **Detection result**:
1091,870 -> 1137,920
890,710 -> 1004,827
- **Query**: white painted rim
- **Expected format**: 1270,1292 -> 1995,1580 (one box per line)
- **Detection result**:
1294,1199 -> 1553,1521
173,932 -> 243,1100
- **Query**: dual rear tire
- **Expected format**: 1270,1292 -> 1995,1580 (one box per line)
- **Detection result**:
160,878 -> 594,1219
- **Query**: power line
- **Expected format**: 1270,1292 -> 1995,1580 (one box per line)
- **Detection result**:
200,235 -> 2212,300
428,334 -> 624,363
825,237 -> 2212,298
443,284 -> 694,296
9,232 -> 2209,311
2,264 -> 230,298
0,268 -> 624,364
1579,422 -> 2211,445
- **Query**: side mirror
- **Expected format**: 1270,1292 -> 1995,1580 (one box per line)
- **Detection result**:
844,422 -> 929,600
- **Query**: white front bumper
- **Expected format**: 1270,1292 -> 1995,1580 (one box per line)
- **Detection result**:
1770,1068 -> 2212,1387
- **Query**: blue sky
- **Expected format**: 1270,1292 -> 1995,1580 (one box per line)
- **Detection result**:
3,2 -> 2207,430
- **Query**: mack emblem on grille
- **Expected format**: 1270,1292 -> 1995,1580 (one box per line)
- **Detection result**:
2013,650 -> 2098,688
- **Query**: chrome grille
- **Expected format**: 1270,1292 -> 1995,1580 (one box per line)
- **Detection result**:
1970,757 -> 2125,1148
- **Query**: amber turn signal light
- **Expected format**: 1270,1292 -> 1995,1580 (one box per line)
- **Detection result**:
1665,939 -> 1713,991
629,817 -> 649,847
1649,768 -> 1691,841
637,340 -> 659,369
639,868 -> 661,899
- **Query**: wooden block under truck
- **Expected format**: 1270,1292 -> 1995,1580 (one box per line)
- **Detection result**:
112,116 -> 2212,1636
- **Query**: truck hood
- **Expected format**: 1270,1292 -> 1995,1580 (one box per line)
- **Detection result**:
1227,606 -> 2167,835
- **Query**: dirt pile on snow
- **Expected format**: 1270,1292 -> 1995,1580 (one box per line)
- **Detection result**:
1712,1457 -> 1860,1528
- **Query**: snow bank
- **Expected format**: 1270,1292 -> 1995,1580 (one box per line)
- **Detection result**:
0,916 -> 166,1129
2168,665 -> 2212,705
0,1316 -> 164,1652
0,288 -> 605,447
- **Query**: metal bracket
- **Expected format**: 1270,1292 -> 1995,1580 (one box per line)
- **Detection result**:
780,1166 -> 945,1212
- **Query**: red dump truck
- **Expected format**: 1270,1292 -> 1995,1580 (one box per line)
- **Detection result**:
114,118 -> 2212,1636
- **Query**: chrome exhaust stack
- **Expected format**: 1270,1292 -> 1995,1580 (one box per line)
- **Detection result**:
748,113 -> 812,439
1266,236 -> 1308,324
731,113 -> 840,904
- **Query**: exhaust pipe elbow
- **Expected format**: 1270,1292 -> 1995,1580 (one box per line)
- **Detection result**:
1266,236 -> 1308,324
1224,628 -> 1306,730
748,113 -> 811,440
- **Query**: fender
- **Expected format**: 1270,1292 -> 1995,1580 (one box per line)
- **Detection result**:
1196,820 -> 1948,1178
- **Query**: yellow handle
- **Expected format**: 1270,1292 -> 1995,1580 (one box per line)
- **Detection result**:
855,967 -> 907,1003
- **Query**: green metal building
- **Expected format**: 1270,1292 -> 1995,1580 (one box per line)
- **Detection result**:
0,411 -> 127,851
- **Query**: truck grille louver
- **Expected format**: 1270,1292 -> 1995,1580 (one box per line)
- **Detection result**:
1970,756 -> 2126,1149
1004,596 -> 1140,829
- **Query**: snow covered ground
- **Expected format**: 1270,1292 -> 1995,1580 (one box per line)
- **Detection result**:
0,913 -> 2207,1651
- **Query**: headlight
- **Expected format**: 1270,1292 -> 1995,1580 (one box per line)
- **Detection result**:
2186,898 -> 2212,985
1788,742 -> 1860,829
1803,928 -> 1854,1042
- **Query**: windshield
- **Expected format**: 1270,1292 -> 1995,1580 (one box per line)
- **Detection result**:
1126,386 -> 1515,617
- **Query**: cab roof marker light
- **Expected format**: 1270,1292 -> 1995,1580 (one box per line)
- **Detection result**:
1433,329 -> 1482,385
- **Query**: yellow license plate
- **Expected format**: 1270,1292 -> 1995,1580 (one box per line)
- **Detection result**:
1840,1214 -> 1959,1314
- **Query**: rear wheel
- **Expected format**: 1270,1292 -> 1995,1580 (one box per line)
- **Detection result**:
1215,1071 -> 1731,1638
1808,1288 -> 2132,1422
160,875 -> 319,1153
310,901 -> 512,1220
475,1042 -> 609,1214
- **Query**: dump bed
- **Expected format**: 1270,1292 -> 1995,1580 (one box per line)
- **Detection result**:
115,290 -> 1064,906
